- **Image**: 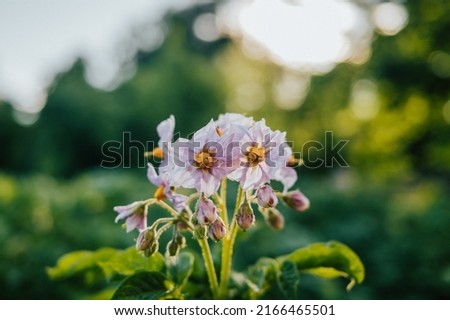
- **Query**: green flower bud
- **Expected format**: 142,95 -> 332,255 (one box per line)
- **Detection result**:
136,228 -> 155,251
175,233 -> 186,248
167,239 -> 180,257
195,223 -> 208,239
144,241 -> 159,257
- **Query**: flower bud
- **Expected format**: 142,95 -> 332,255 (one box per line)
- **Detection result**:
262,208 -> 285,231
135,228 -> 156,251
145,242 -> 159,257
208,217 -> 227,242
283,189 -> 310,212
256,185 -> 278,208
236,201 -> 255,230
175,233 -> 186,248
196,198 -> 218,225
136,228 -> 160,256
176,220 -> 189,233
167,239 -> 180,257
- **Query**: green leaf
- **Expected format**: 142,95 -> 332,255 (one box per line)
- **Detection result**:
98,247 -> 165,280
245,258 -> 279,299
280,241 -> 365,290
47,247 -> 165,284
111,271 -> 172,300
167,252 -> 194,290
278,260 -> 299,299
47,247 -> 117,280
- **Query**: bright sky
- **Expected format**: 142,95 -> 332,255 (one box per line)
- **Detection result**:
0,0 -> 408,121
0,0 -> 195,116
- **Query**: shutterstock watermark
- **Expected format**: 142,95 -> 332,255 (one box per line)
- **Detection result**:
100,131 -> 349,169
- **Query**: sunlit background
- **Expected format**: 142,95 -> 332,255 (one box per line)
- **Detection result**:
0,0 -> 449,299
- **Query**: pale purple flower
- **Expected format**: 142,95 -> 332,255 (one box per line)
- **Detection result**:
195,198 -> 218,225
256,184 -> 278,208
147,163 -> 187,212
114,201 -> 147,233
208,216 -> 227,241
283,189 -> 310,212
228,119 -> 290,191
171,120 -> 237,196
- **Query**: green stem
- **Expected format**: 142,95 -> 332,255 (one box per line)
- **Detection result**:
220,177 -> 228,226
155,198 -> 218,298
154,200 -> 178,218
219,186 -> 243,298
198,237 -> 220,299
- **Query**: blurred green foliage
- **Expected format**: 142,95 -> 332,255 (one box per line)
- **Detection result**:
1,1 -> 449,299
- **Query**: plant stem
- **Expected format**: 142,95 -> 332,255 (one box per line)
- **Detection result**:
198,237 -> 220,299
220,177 -> 228,226
219,186 -> 243,298
155,198 -> 219,298
154,200 -> 178,218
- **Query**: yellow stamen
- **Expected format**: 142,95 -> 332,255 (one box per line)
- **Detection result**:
216,126 -> 223,137
152,147 -> 164,159
287,155 -> 302,167
247,146 -> 265,166
194,150 -> 216,169
154,185 -> 166,201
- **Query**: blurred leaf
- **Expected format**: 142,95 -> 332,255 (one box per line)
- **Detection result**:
111,271 -> 172,300
245,258 -> 279,299
47,247 -> 165,284
280,241 -> 365,291
98,247 -> 165,280
278,260 -> 299,299
47,248 -> 117,280
167,252 -> 194,290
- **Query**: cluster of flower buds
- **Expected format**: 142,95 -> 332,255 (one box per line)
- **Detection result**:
114,113 -> 310,255
193,197 -> 227,242
167,230 -> 187,257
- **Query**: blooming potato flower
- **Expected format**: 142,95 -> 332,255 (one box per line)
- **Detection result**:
228,119 -> 291,191
171,120 -> 237,196
114,113 -> 312,281
147,162 -> 187,212
114,200 -> 147,233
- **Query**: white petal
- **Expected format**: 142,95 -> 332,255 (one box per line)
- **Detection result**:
157,115 -> 175,147
242,166 -> 263,191
147,163 -> 162,186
